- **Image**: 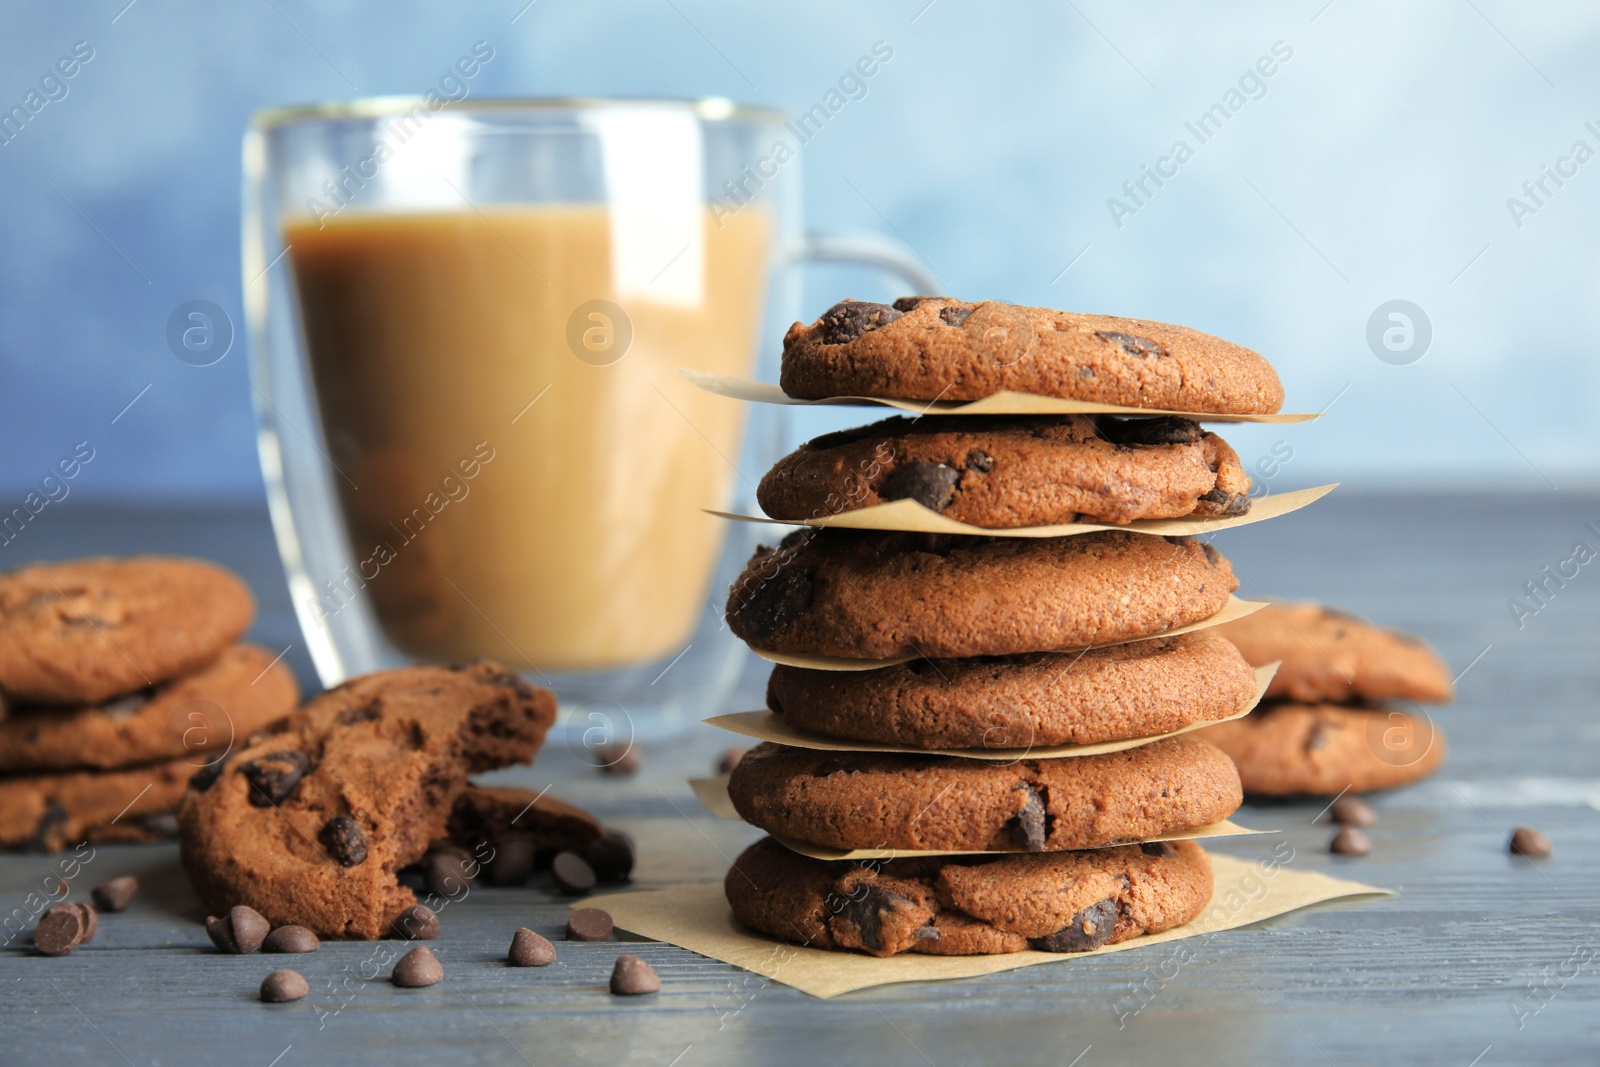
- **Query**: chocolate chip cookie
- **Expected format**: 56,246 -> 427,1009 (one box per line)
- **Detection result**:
1199,703 -> 1446,796
727,735 -> 1241,853
726,835 -> 1212,957
0,756 -> 192,851
1217,602 -> 1453,704
0,557 -> 255,705
781,298 -> 1285,415
757,414 -> 1251,527
727,529 -> 1238,660
444,784 -> 603,858
766,631 -> 1259,750
0,645 -> 298,772
178,661 -> 556,939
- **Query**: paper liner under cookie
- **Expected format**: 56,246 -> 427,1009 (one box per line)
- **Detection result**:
748,595 -> 1267,672
704,663 -> 1277,761
582,854 -> 1389,998
765,819 -> 1271,861
711,485 -> 1334,540
681,369 -> 1319,423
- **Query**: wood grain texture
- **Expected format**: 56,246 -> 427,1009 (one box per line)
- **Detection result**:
2,495 -> 1598,1065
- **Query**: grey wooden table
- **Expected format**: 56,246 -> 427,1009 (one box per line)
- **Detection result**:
3,493 -> 1598,1066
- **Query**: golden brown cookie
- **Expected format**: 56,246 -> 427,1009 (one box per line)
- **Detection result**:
178,661 -> 556,939
756,414 -> 1252,527
0,556 -> 255,705
726,735 -> 1242,853
766,631 -> 1259,749
1199,703 -> 1445,795
0,645 -> 298,772
727,529 -> 1238,660
726,835 -> 1213,957
781,297 -> 1284,414
0,757 -> 192,851
1216,601 -> 1453,704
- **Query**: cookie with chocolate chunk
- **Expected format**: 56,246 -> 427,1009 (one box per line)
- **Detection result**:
726,835 -> 1213,957
726,735 -> 1241,853
781,297 -> 1284,414
178,661 -> 556,939
0,756 -> 192,851
726,529 -> 1238,661
1216,601 -> 1453,704
767,631 -> 1258,750
0,556 -> 254,705
1198,703 -> 1446,796
757,414 -> 1251,528
0,645 -> 298,772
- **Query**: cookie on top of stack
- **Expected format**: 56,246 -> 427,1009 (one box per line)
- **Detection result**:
1199,602 -> 1452,795
710,296 -> 1301,959
0,557 -> 298,851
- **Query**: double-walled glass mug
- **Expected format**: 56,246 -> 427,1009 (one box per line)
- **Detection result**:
243,97 -> 934,742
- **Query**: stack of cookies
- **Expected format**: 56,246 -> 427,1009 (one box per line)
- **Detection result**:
0,557 -> 298,851
708,297 -> 1299,958
1200,602 -> 1452,795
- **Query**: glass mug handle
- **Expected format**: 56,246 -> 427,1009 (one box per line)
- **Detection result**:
788,232 -> 944,299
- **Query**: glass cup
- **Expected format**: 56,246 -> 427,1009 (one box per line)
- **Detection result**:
242,97 -> 933,742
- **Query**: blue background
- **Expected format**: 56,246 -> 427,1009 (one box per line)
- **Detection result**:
1,0 -> 1596,507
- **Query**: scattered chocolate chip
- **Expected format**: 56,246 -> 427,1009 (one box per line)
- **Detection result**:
881,461 -> 961,512
1330,796 -> 1378,827
818,300 -> 902,343
891,295 -> 948,311
1330,827 -> 1372,856
319,815 -> 368,867
716,747 -> 750,775
34,905 -> 84,955
938,305 -> 974,326
964,449 -> 993,473
733,565 -> 814,641
241,750 -> 311,808
566,907 -> 614,942
583,831 -> 635,883
1139,841 -> 1173,857
1095,330 -> 1168,359
835,883 -> 911,952
72,903 -> 97,943
392,945 -> 443,988
390,904 -> 439,940
1095,415 -> 1202,446
598,744 -> 641,776
1510,826 -> 1552,857
488,836 -> 536,886
260,968 -> 310,1003
1008,785 -> 1048,852
551,852 -> 597,895
204,915 -> 236,953
1200,488 -> 1252,516
263,925 -> 320,953
508,927 -> 557,966
1031,899 -> 1118,952
610,955 -> 660,995
206,905 -> 270,954
426,844 -> 477,896
91,875 -> 138,912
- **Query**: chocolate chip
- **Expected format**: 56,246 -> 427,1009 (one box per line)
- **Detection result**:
566,907 -> 614,942
598,744 -> 641,776
610,954 -> 660,995
835,883 -> 911,952
336,700 -> 382,725
392,945 -> 443,987
814,758 -> 862,777
1139,841 -> 1173,857
939,305 -> 974,326
716,747 -> 750,775
1195,540 -> 1221,565
189,754 -> 229,792
881,461 -> 961,512
91,875 -> 138,912
583,831 -> 635,883
1330,796 -> 1378,827
1200,488 -> 1252,516
891,295 -> 948,311
1008,785 -> 1048,852
1095,415 -> 1203,446
260,968 -> 310,1003
34,905 -> 84,956
427,847 -> 477,896
818,300 -> 902,343
72,903 -> 97,943
390,904 -> 439,940
1330,827 -> 1372,856
1095,330 -> 1168,359
1510,826 -> 1552,857
551,852 -> 597,895
241,750 -> 311,808
319,815 -> 368,867
262,925 -> 319,953
964,449 -> 993,473
508,927 -> 556,966
204,915 -> 235,953
488,836 -> 536,886
206,905 -> 269,953
1031,898 -> 1118,952
733,565 -> 814,641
